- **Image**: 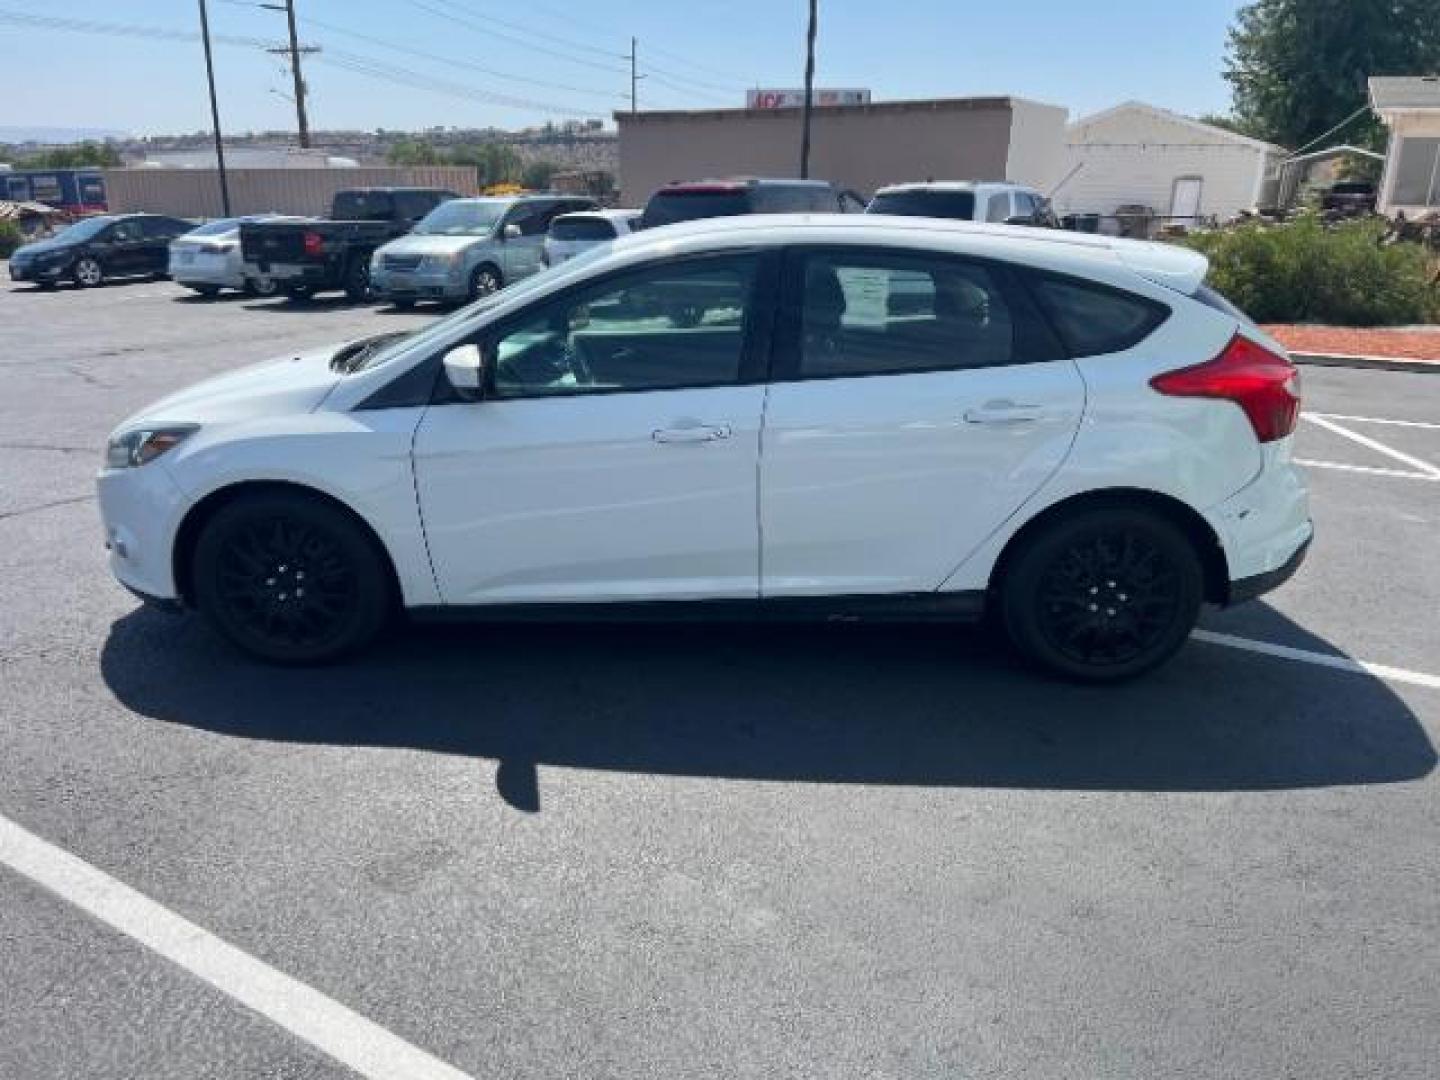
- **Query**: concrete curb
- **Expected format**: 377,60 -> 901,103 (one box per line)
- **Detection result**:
1290,351 -> 1440,375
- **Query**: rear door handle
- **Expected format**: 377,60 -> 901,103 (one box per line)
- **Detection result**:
653,423 -> 732,444
963,402 -> 1048,424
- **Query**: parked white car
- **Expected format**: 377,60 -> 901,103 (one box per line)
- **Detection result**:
869,182 -> 1057,227
169,215 -> 296,297
98,215 -> 1309,680
543,209 -> 641,267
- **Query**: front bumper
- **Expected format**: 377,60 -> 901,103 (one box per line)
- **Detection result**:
371,267 -> 466,300
96,462 -> 189,603
9,259 -> 71,283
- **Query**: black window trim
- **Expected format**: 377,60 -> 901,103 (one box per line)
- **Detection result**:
1020,267 -> 1173,358
415,247 -> 782,406
768,243 -> 1069,384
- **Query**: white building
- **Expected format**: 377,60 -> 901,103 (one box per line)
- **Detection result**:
1055,101 -> 1287,225
1370,76 -> 1440,215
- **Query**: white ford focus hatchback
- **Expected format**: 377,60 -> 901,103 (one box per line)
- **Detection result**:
98,215 -> 1310,681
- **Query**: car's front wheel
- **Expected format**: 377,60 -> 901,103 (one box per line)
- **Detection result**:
192,492 -> 392,664
1000,506 -> 1203,682
468,264 -> 502,301
73,256 -> 104,288
245,276 -> 279,297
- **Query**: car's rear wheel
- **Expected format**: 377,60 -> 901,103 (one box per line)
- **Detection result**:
343,258 -> 372,302
390,297 -> 416,310
283,283 -> 313,302
191,285 -> 221,298
1000,507 -> 1202,682
245,276 -> 278,297
192,492 -> 392,664
73,257 -> 104,288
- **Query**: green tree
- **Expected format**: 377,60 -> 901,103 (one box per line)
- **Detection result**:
385,138 -> 442,165
1224,0 -> 1440,150
521,159 -> 561,190
14,141 -> 121,168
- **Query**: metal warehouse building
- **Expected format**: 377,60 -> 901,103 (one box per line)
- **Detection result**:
616,96 -> 1068,205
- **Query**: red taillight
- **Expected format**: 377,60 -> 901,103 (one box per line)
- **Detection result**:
302,230 -> 324,257
1150,334 -> 1300,443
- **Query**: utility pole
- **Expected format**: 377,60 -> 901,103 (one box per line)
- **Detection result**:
196,0 -> 231,215
261,0 -> 318,149
628,37 -> 645,115
799,0 -> 818,178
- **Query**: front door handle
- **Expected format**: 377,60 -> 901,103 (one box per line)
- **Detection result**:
963,401 -> 1048,424
653,423 -> 732,444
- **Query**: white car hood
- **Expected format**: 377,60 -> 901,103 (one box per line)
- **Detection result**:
378,233 -> 487,258
114,344 -> 343,430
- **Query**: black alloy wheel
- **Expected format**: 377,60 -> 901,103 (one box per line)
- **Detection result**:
193,493 -> 391,663
1001,507 -> 1203,682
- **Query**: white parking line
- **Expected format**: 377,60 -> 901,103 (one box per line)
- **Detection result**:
1307,412 -> 1440,431
1193,630 -> 1440,691
1295,458 -> 1440,481
0,814 -> 476,1080
1301,413 -> 1440,479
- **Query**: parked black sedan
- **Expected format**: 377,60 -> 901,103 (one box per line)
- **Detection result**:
8,213 -> 194,289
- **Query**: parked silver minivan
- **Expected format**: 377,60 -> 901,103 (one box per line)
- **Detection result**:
369,194 -> 597,307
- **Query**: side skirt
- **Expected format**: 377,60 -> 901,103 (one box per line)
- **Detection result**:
408,591 -> 988,625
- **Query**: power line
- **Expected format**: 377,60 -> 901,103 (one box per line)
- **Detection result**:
401,0 -> 628,74
295,11 -> 618,101
258,0 -> 317,147
0,9 -> 611,119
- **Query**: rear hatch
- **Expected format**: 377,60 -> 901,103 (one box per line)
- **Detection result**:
641,185 -> 753,229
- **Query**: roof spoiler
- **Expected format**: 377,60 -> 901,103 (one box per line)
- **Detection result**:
1109,237 -> 1209,295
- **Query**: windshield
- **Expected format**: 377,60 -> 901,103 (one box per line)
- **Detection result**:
52,216 -> 117,243
867,191 -> 977,219
641,191 -> 750,229
347,243 -> 614,372
413,200 -> 509,236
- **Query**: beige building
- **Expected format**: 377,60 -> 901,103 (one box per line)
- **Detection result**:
616,96 -> 1067,205
1370,76 -> 1440,215
1057,102 -> 1287,224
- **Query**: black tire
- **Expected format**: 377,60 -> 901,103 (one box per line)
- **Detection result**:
37,281 -> 58,291
999,506 -> 1203,683
192,492 -> 392,664
283,283 -> 314,302
468,263 -> 502,302
245,276 -> 279,298
390,297 -> 416,310
73,256 -> 104,288
343,257 -> 372,302
191,285 -> 221,298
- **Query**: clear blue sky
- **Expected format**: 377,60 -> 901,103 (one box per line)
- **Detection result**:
0,0 -> 1246,136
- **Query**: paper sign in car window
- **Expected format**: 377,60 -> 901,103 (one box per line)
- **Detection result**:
836,267 -> 891,327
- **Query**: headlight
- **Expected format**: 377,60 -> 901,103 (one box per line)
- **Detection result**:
105,425 -> 199,469
423,253 -> 462,271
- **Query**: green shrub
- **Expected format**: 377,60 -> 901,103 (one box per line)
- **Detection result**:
0,220 -> 23,259
1178,215 -> 1440,326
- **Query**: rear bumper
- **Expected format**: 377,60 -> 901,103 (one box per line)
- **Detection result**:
1227,530 -> 1311,605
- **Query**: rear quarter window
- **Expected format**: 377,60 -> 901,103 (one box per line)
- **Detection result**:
1030,274 -> 1170,357
550,217 -> 616,241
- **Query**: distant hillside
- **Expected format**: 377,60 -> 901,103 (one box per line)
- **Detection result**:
0,127 -> 129,145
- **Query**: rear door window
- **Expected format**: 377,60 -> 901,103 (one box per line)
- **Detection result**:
550,217 -> 617,241
868,190 -> 978,220
394,190 -> 445,220
334,191 -> 395,221
1030,274 -> 1170,356
786,250 -> 1065,379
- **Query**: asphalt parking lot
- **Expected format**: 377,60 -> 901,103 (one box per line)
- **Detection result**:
1,278 -> 1437,1079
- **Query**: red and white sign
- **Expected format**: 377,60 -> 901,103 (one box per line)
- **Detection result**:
746,88 -> 871,110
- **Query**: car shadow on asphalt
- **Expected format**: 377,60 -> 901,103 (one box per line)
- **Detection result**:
100,606 -> 1435,812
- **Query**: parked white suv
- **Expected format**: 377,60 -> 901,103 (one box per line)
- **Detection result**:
869,181 -> 1057,227
543,209 -> 641,267
98,215 -> 1309,681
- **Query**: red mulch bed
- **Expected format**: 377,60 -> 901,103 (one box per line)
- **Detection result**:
1263,325 -> 1440,363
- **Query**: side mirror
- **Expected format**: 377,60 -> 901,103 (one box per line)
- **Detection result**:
442,343 -> 487,401
502,223 -> 522,241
